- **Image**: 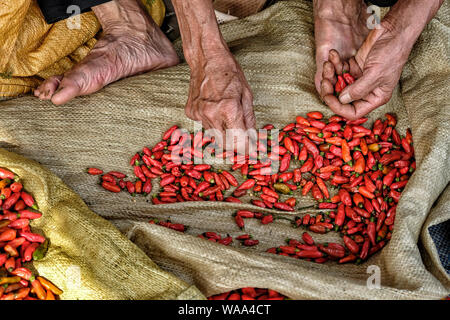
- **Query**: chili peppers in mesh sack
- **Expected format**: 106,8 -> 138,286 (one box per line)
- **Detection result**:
208,288 -> 287,300
0,171 -> 63,300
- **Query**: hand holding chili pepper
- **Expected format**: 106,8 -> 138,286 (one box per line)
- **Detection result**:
320,0 -> 444,120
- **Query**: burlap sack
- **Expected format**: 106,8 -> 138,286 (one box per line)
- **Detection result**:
0,0 -> 165,97
214,0 -> 267,18
0,0 -> 448,299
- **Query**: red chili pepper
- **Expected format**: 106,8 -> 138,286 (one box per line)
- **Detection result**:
0,228 -> 16,242
349,175 -> 363,188
10,267 -> 32,280
134,180 -> 142,194
343,72 -> 355,85
293,168 -> 302,184
298,146 -> 308,161
279,153 -> 291,172
237,179 -> 256,191
296,116 -> 310,126
296,250 -> 323,259
345,206 -> 361,223
185,169 -> 202,180
133,166 -> 147,182
162,125 -> 179,141
0,168 -> 16,181
303,137 -> 319,158
262,187 -> 279,199
301,180 -> 313,196
358,186 -> 375,199
338,189 -> 352,207
159,175 -> 175,187
152,141 -> 167,152
243,239 -> 259,246
300,157 -> 314,173
9,182 -> 23,192
380,151 -> 403,165
235,215 -> 245,229
129,153 -> 140,166
300,232 -> 314,245
108,171 -> 126,179
383,168 -> 397,187
218,236 -> 233,246
359,238 -> 370,260
8,218 -> 29,229
2,192 -> 21,210
237,210 -> 255,219
285,197 -> 296,208
101,174 -> 116,184
124,181 -> 134,194
315,177 -> 329,199
317,203 -> 336,210
20,191 -> 35,208
319,244 -> 345,258
353,157 -> 365,175
278,246 -> 297,255
19,232 -> 45,243
220,170 -> 238,187
334,75 -> 347,93
261,215 -> 274,225
273,202 -> 294,212
341,140 -> 352,163
283,136 -> 295,154
308,224 -> 326,234
390,180 -> 408,190
306,111 -> 323,120
323,122 -> 341,132
367,221 -> 376,246
343,236 -> 360,254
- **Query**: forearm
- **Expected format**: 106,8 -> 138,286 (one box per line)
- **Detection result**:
171,0 -> 229,67
383,0 -> 444,46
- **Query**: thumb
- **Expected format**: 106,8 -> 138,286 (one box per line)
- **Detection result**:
339,28 -> 386,105
338,71 -> 377,105
355,27 -> 385,68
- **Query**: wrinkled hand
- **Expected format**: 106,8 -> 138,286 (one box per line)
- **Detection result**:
185,51 -> 256,135
313,0 -> 370,94
320,21 -> 413,120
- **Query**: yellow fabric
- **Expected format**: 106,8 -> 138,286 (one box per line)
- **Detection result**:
0,0 -> 165,98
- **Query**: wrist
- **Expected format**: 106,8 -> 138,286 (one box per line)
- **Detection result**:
184,34 -> 232,69
314,0 -> 364,21
382,0 -> 443,48
172,0 -> 232,67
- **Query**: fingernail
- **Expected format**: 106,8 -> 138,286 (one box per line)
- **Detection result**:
339,92 -> 351,104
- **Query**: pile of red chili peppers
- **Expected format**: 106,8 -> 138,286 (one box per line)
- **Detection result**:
208,288 -> 287,300
88,111 -> 415,265
0,168 -> 63,300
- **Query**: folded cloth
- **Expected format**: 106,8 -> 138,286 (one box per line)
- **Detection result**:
0,0 -> 165,99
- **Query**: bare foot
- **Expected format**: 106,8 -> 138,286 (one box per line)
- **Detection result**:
34,0 -> 179,105
314,0 -> 370,94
